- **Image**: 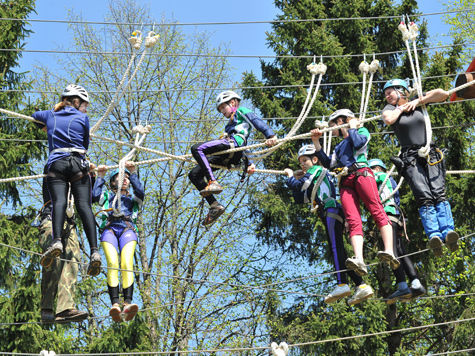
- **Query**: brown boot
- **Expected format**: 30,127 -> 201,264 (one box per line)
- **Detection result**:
55,308 -> 88,323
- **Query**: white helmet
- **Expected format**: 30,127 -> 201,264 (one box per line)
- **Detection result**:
328,108 -> 354,123
216,90 -> 241,111
61,84 -> 90,103
298,144 -> 317,158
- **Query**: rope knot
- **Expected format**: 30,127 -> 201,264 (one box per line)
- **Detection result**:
314,119 -> 328,129
145,31 -> 160,48
369,59 -> 380,73
359,61 -> 370,74
271,342 -> 289,356
128,30 -> 143,50
408,22 -> 419,40
132,124 -> 152,134
307,62 -> 327,75
398,22 -> 411,41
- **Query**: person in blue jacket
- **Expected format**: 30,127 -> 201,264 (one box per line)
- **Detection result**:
189,90 -> 277,226
368,158 -> 426,303
93,161 -> 144,322
311,109 -> 399,277
33,84 -> 100,277
284,145 -> 374,305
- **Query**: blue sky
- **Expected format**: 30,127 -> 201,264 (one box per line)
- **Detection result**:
20,0 -> 455,85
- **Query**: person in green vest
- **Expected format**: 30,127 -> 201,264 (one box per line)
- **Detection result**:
368,159 -> 426,303
284,145 -> 374,305
93,161 -> 143,322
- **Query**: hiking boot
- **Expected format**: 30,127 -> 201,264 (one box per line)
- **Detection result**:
324,284 -> 352,304
41,309 -> 55,323
200,180 -> 223,197
202,203 -> 225,226
87,251 -> 102,277
428,236 -> 444,257
55,308 -> 88,322
123,303 -> 139,322
40,239 -> 63,268
445,231 -> 459,253
348,284 -> 374,306
345,257 -> 367,276
386,285 -> 412,305
109,303 -> 122,323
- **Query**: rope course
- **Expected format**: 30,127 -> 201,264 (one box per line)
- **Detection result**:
0,10 -> 474,354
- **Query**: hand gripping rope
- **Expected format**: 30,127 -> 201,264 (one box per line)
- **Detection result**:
110,124 -> 151,216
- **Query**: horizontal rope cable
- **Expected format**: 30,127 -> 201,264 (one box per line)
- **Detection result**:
430,348 -> 475,355
0,232 -> 472,306
1,43 -> 473,60
0,8 -> 473,27
3,317 -> 473,355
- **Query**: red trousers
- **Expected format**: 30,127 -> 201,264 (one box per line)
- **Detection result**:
340,167 -> 390,237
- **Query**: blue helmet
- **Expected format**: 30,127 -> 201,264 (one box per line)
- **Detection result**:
383,78 -> 409,93
109,168 -> 131,185
368,158 -> 387,170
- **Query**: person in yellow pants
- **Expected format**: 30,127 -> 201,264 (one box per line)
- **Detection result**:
92,161 -> 143,322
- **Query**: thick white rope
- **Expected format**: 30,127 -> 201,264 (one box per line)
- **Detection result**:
378,164 -> 397,195
250,59 -> 327,160
399,20 -> 432,158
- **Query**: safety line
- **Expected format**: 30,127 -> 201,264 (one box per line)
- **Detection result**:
2,317 -> 473,355
0,233 -> 472,303
0,42 -> 472,59
430,348 -> 475,355
0,8 -> 473,26
1,72 -> 472,97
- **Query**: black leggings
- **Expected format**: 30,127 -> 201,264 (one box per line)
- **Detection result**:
390,217 -> 417,283
47,156 -> 97,252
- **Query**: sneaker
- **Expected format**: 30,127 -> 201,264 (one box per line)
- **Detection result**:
202,203 -> 225,226
324,284 -> 352,304
345,257 -> 368,276
376,251 -> 400,270
41,309 -> 55,323
428,236 -> 444,257
55,308 -> 88,323
200,180 -> 223,197
40,239 -> 63,268
87,251 -> 102,277
348,284 -> 374,306
409,285 -> 427,300
123,303 -> 139,322
109,304 -> 122,323
386,286 -> 412,305
445,231 -> 459,253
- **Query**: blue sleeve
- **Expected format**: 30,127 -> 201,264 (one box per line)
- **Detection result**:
286,174 -> 312,204
129,173 -> 145,202
32,110 -> 49,129
316,149 -> 331,168
245,112 -> 275,138
347,127 -> 369,150
390,177 -> 401,207
92,176 -> 106,203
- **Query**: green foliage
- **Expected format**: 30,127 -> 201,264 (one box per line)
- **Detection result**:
244,0 -> 475,354
443,0 -> 475,62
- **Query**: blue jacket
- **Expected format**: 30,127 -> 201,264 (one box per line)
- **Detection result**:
316,127 -> 370,169
33,107 -> 90,166
224,107 -> 275,146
